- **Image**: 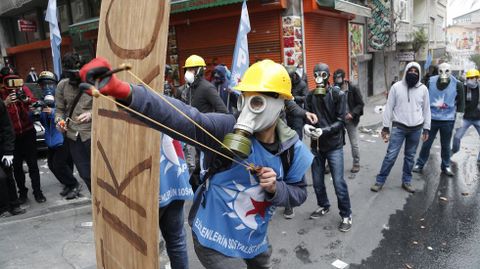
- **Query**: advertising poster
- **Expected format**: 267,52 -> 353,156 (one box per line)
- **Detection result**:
349,23 -> 364,82
282,16 -> 303,67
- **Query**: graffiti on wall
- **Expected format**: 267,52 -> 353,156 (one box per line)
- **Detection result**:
349,23 -> 364,83
367,0 -> 392,51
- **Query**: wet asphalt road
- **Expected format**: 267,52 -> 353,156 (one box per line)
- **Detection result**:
353,133 -> 480,269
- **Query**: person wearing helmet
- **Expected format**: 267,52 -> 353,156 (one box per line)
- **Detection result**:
372,62 -> 431,194
303,63 -> 353,232
36,71 -> 79,199
55,52 -> 92,195
333,69 -> 364,173
412,62 -> 465,176
0,66 -> 46,204
181,55 -> 228,113
451,69 -> 480,165
80,57 -> 313,268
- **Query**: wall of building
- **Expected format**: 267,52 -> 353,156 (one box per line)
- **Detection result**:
372,51 -> 399,95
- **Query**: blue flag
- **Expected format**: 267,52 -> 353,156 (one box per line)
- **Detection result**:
424,52 -> 432,71
229,0 -> 250,94
45,0 -> 62,79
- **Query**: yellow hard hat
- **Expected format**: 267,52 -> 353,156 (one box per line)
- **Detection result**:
465,69 -> 480,78
234,60 -> 293,100
183,55 -> 206,68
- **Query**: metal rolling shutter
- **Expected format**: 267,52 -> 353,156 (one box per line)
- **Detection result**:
175,11 -> 282,78
304,13 -> 349,90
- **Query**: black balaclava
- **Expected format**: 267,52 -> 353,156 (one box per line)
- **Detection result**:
286,66 -> 300,86
405,66 -> 419,88
62,52 -> 85,86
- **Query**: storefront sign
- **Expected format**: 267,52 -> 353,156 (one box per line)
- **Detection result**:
396,51 -> 415,62
171,0 -> 244,14
282,16 -> 303,67
366,0 -> 392,51
17,19 -> 37,32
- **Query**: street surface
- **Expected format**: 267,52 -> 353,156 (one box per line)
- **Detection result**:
0,107 -> 479,269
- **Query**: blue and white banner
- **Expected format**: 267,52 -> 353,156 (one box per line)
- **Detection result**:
229,0 -> 250,94
45,0 -> 62,79
159,135 -> 193,208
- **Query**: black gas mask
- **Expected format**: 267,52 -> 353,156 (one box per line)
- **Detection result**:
313,63 -> 330,95
64,69 -> 81,86
333,69 -> 346,88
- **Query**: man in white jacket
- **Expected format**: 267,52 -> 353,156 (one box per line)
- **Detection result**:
371,62 -> 431,193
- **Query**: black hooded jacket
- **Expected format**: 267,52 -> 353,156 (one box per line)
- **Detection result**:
181,78 -> 228,113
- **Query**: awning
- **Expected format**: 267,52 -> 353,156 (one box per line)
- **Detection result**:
171,0 -> 244,14
316,0 -> 371,18
69,17 -> 100,35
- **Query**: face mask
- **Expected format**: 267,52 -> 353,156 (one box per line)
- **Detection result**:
65,70 -> 81,86
42,85 -> 56,107
438,63 -> 451,84
405,72 -> 419,88
222,94 -> 284,158
184,71 -> 195,84
313,71 -> 328,95
466,78 -> 478,89
335,77 -> 343,86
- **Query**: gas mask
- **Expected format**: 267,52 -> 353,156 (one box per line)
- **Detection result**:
184,70 -> 195,85
466,78 -> 478,89
222,93 -> 284,158
438,63 -> 451,85
42,84 -> 56,107
313,71 -> 329,95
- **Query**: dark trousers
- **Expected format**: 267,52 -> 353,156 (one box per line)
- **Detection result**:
66,137 -> 91,192
47,145 -> 77,187
13,128 -> 41,196
159,200 -> 188,269
416,120 -> 455,170
0,164 -> 18,213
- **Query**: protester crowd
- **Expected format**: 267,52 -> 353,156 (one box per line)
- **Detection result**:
1,52 -> 479,269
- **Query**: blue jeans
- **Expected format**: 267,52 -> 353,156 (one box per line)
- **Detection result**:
159,200 -> 188,269
311,148 -> 351,218
452,119 -> 480,161
376,126 -> 422,184
415,120 -> 455,170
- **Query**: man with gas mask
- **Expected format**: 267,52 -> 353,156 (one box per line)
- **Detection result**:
451,69 -> 480,165
0,67 -> 46,204
36,71 -> 79,199
333,69 -> 364,173
80,57 -> 313,269
371,62 -> 430,193
212,64 -> 237,113
412,62 -> 464,176
55,52 -> 92,194
304,63 -> 353,232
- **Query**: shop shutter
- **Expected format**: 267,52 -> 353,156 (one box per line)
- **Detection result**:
175,11 -> 282,79
304,14 -> 349,90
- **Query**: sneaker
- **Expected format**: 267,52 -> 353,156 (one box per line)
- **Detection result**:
350,164 -> 360,173
338,216 -> 352,232
402,183 -> 415,193
60,185 -> 71,196
412,165 -> 423,173
283,207 -> 295,219
370,182 -> 384,192
34,192 -> 47,203
15,193 -> 28,205
65,185 -> 81,200
442,167 -> 454,177
310,207 -> 329,219
9,205 -> 26,215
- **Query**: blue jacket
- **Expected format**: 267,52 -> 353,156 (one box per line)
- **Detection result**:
129,85 -> 312,258
39,109 -> 64,148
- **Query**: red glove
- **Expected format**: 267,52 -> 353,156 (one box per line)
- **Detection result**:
80,57 -> 131,99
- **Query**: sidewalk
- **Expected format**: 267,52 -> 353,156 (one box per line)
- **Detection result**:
358,93 -> 387,130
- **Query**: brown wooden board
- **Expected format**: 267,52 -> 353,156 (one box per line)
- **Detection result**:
92,1 -> 170,268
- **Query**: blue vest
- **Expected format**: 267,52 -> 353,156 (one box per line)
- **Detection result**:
158,135 -> 193,207
192,139 -> 313,258
429,75 -> 457,121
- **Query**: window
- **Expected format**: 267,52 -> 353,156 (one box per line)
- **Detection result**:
71,0 -> 88,23
399,0 -> 409,22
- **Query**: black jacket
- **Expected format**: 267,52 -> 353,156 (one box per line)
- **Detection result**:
0,99 -> 15,157
287,80 -> 308,129
343,82 -> 364,125
306,86 -> 346,152
464,86 -> 480,120
181,78 -> 228,113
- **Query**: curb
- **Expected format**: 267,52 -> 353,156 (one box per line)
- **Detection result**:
0,198 -> 91,226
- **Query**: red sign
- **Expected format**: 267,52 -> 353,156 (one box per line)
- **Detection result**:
17,19 -> 37,32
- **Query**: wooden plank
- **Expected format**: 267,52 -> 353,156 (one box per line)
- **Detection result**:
92,1 -> 170,268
